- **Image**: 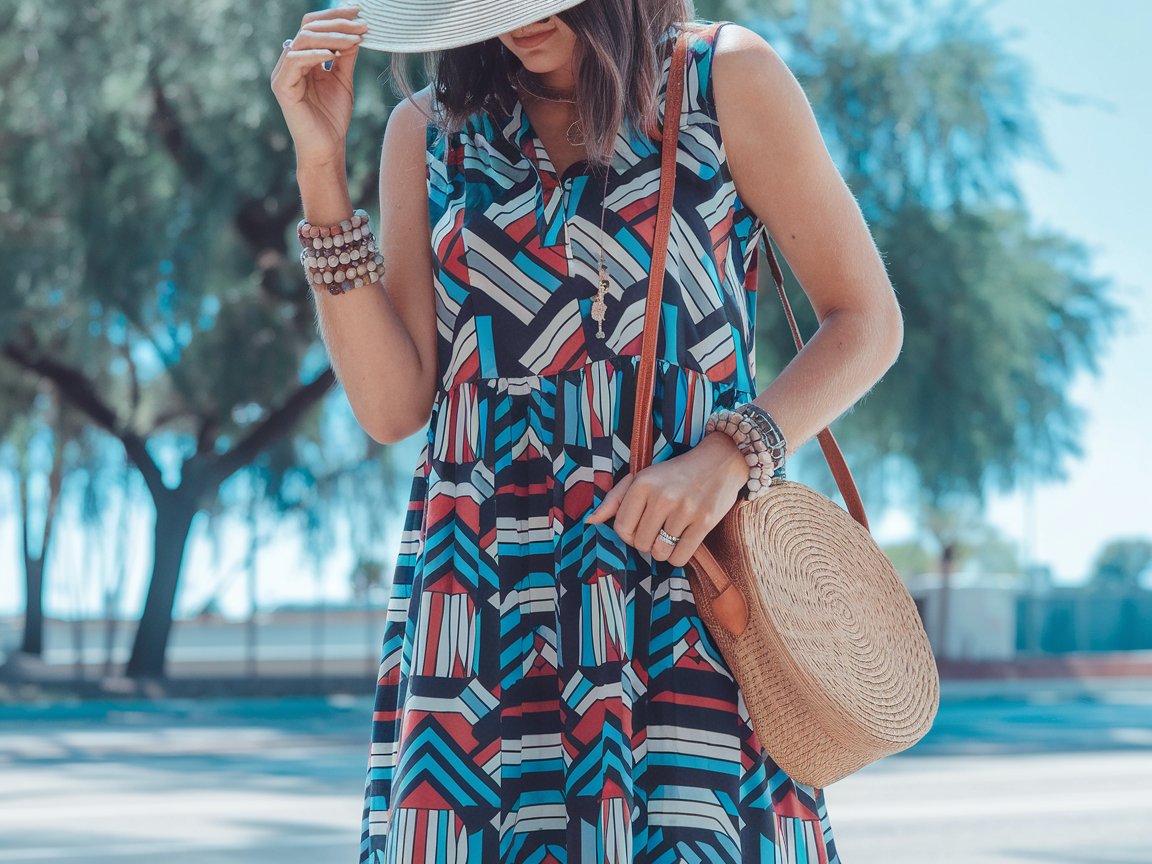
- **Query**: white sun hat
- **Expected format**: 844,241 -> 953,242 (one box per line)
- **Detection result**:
332,0 -> 591,53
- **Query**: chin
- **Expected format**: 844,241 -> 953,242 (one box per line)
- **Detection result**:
517,56 -> 565,74
499,23 -> 576,73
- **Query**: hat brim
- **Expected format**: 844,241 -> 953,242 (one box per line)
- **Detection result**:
334,0 -> 590,53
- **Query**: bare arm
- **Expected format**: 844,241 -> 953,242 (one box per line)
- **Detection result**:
300,90 -> 439,444
712,24 -> 904,457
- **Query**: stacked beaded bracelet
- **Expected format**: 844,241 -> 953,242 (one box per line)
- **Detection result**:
297,208 -> 385,296
738,401 -> 788,469
703,402 -> 788,500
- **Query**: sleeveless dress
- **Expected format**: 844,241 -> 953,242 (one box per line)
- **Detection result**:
359,19 -> 842,864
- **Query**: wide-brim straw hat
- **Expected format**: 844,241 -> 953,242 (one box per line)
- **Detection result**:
333,0 -> 591,53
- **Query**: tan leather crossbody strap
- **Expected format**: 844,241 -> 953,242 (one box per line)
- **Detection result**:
627,21 -> 872,533
627,25 -> 689,477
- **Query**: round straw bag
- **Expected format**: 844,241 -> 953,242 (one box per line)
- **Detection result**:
630,28 -> 940,790
680,477 -> 941,789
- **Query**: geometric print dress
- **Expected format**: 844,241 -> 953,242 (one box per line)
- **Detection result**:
359,19 -> 842,864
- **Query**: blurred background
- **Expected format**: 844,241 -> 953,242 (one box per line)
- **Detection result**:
1,0 -> 1149,862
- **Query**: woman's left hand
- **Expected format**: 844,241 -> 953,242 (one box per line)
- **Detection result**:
585,431 -> 750,568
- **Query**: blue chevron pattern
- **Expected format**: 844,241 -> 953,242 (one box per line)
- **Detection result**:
359,18 -> 841,864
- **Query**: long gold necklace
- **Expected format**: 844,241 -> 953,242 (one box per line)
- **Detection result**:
513,69 -> 612,339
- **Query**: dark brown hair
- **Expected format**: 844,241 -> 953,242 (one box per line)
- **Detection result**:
389,0 -> 698,169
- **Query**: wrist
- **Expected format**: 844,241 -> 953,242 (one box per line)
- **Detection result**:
294,145 -> 343,170
703,404 -> 787,500
297,209 -> 384,296
296,156 -> 353,231
701,429 -> 752,486
295,151 -> 347,175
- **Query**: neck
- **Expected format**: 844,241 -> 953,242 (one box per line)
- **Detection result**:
518,55 -> 578,96
523,79 -> 575,99
536,72 -> 576,93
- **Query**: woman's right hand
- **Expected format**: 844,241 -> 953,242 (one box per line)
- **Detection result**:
271,5 -> 367,167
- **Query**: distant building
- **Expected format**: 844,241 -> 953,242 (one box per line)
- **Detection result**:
904,566 -> 1152,659
905,571 -> 1020,661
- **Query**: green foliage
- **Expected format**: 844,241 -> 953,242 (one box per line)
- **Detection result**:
868,202 -> 1119,502
0,0 -> 406,673
804,0 -> 1046,214
0,0 -> 395,448
881,539 -> 937,578
1088,538 -> 1152,590
744,0 -> 1121,510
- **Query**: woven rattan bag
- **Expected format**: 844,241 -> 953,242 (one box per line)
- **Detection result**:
626,27 -> 940,791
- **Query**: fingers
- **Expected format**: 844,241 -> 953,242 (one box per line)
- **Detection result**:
650,512 -> 693,564
631,491 -> 671,558
305,16 -> 368,70
605,476 -> 647,546
302,4 -> 362,26
296,16 -> 369,38
586,473 -> 632,524
665,518 -> 709,568
593,470 -> 708,567
274,48 -> 342,93
277,6 -> 366,76
289,27 -> 364,56
276,28 -> 363,90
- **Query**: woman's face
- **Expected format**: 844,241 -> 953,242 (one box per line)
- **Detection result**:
496,15 -> 579,80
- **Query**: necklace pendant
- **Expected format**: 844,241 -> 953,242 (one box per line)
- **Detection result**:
591,295 -> 607,336
591,265 -> 609,339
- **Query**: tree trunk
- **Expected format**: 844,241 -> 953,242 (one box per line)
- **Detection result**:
124,491 -> 199,678
19,558 -> 44,656
937,543 -> 955,661
19,420 -> 63,658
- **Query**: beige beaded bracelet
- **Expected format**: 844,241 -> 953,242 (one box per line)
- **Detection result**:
297,208 -> 386,295
703,406 -> 787,500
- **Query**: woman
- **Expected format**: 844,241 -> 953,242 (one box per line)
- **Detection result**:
272,1 -> 902,861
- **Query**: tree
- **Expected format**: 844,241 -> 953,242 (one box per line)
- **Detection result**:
0,0 -> 396,677
1088,538 -> 1152,591
736,2 -> 1120,597
0,369 -> 76,661
11,402 -> 62,659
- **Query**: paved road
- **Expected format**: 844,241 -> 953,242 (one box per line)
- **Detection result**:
1,686 -> 1151,863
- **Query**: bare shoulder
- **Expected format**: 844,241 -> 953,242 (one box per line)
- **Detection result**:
392,83 -> 437,124
710,22 -> 806,140
383,84 -> 436,159
378,81 -> 437,231
707,22 -> 902,336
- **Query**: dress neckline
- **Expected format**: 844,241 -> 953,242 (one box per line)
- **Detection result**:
509,94 -> 617,183
498,27 -> 683,183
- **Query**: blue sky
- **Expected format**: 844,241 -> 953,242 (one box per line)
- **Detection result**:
1,0 -> 1149,620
